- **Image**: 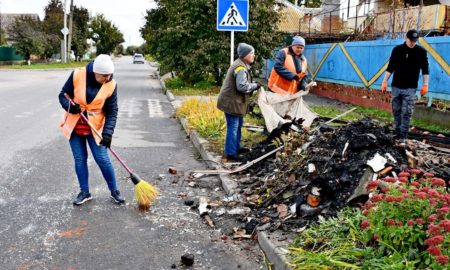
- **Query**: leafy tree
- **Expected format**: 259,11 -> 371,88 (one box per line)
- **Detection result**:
286,0 -> 321,8
71,5 -> 90,58
42,0 -> 64,58
141,0 -> 285,84
90,14 -> 124,55
8,16 -> 47,60
125,45 -> 140,55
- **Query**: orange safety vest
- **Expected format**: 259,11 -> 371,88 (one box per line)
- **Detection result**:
60,67 -> 116,144
268,48 -> 307,95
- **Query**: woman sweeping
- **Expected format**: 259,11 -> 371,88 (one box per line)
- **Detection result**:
58,54 -> 125,205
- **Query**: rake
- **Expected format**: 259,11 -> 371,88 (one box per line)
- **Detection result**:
64,94 -> 159,210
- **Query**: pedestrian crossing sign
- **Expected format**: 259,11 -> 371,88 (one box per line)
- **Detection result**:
217,0 -> 249,31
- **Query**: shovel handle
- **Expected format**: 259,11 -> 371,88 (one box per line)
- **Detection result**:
63,93 -> 133,174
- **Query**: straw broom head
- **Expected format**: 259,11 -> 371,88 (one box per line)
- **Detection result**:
131,173 -> 159,211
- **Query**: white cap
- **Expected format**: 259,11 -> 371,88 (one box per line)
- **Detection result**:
93,54 -> 114,74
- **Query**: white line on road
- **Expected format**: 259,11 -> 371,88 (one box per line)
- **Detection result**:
147,99 -> 164,118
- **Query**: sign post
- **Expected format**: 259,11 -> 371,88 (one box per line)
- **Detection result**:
217,0 -> 249,65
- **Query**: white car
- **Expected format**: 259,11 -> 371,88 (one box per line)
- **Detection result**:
133,54 -> 145,64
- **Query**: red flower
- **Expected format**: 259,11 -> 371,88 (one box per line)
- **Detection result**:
407,220 -> 415,226
399,177 -> 408,183
424,235 -> 444,246
427,246 -> 442,256
438,220 -> 450,233
412,188 -> 420,193
399,172 -> 410,177
394,196 -> 403,202
431,178 -> 446,187
428,189 -> 440,198
387,219 -> 395,226
410,169 -> 421,174
421,187 -> 430,193
367,180 -> 379,189
400,188 -> 408,193
438,207 -> 450,214
411,182 -> 420,187
381,187 -> 390,193
430,199 -> 437,205
427,224 -> 442,236
384,177 -> 397,183
428,214 -> 438,222
423,172 -> 434,177
386,196 -> 395,202
436,255 -> 449,265
446,194 -> 450,204
371,194 -> 383,202
416,218 -> 425,224
362,210 -> 369,216
402,194 -> 411,199
360,220 -> 370,229
373,234 -> 379,241
397,221 -> 403,227
416,192 -> 428,200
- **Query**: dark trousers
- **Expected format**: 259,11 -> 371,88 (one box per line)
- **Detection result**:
391,86 -> 416,136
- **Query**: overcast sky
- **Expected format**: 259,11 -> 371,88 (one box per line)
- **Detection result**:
1,0 -> 157,47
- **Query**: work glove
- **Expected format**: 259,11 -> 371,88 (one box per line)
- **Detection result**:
420,85 -> 428,96
100,134 -> 112,148
255,82 -> 263,90
381,81 -> 387,94
68,102 -> 81,114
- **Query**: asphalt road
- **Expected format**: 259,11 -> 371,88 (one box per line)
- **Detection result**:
0,57 -> 263,270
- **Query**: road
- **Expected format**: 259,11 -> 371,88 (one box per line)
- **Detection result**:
0,57 -> 263,269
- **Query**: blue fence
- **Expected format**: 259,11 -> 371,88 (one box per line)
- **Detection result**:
266,36 -> 450,102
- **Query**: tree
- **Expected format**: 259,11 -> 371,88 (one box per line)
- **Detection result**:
8,15 -> 47,60
90,14 -> 124,55
71,5 -> 90,58
141,0 -> 285,84
42,0 -> 64,59
287,0 -> 321,8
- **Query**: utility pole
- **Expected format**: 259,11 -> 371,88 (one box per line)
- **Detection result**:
0,1 -> 3,45
67,0 -> 74,63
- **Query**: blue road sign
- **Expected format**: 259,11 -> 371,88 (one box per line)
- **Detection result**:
217,0 -> 249,31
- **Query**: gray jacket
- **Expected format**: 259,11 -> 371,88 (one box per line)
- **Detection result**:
217,58 -> 259,116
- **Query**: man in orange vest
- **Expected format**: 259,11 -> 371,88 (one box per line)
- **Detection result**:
268,36 -> 308,95
58,54 -> 125,205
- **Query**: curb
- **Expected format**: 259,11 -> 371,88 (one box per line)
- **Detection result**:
160,76 -> 291,270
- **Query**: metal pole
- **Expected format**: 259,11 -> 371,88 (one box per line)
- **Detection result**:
63,0 -> 67,63
230,30 -> 234,65
0,1 -> 2,45
329,11 -> 332,34
67,0 -> 74,63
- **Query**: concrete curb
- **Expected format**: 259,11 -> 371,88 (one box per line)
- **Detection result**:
160,76 -> 291,270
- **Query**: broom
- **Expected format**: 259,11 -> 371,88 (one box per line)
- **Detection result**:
64,94 -> 159,210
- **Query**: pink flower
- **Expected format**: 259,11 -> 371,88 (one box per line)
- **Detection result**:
407,220 -> 415,226
381,187 -> 390,193
423,172 -> 434,178
428,189 -> 440,198
362,210 -> 369,216
436,255 -> 449,265
428,214 -> 438,222
412,188 -> 420,193
399,172 -> 410,177
402,194 -> 411,199
373,234 -> 379,241
427,246 -> 442,256
397,221 -> 403,227
421,187 -> 430,193
360,220 -> 370,229
416,218 -> 425,224
424,235 -> 444,246
367,180 -> 379,189
387,219 -> 395,226
416,192 -> 428,200
430,199 -> 437,205
410,168 -> 421,174
400,188 -> 408,193
394,196 -> 403,202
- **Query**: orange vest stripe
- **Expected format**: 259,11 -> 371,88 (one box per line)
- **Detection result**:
268,48 -> 307,95
60,67 -> 116,144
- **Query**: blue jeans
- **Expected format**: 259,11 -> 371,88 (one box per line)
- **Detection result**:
391,86 -> 416,135
69,133 -> 117,193
224,113 -> 243,157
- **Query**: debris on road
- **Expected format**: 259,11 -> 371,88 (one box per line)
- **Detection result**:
181,253 -> 194,267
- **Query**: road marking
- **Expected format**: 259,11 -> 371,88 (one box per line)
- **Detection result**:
119,98 -> 142,118
147,99 -> 165,118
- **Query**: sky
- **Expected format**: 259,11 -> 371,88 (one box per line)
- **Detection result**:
1,0 -> 157,47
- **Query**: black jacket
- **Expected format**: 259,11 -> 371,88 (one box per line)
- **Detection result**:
386,42 -> 429,89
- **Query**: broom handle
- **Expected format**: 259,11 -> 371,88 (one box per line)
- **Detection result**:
64,93 -> 133,174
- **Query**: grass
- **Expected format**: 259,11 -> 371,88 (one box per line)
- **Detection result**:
165,77 -> 221,96
176,97 -> 266,153
0,61 -> 88,69
311,105 -> 450,133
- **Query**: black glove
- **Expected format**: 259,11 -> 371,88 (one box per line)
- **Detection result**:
255,82 -> 263,90
100,134 -> 112,148
293,75 -> 300,81
68,103 -> 81,114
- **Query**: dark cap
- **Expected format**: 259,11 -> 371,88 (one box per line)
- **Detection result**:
406,29 -> 419,42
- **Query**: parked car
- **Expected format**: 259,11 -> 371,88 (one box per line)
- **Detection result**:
133,54 -> 145,64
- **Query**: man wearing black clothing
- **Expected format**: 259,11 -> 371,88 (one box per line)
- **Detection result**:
381,29 -> 429,144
